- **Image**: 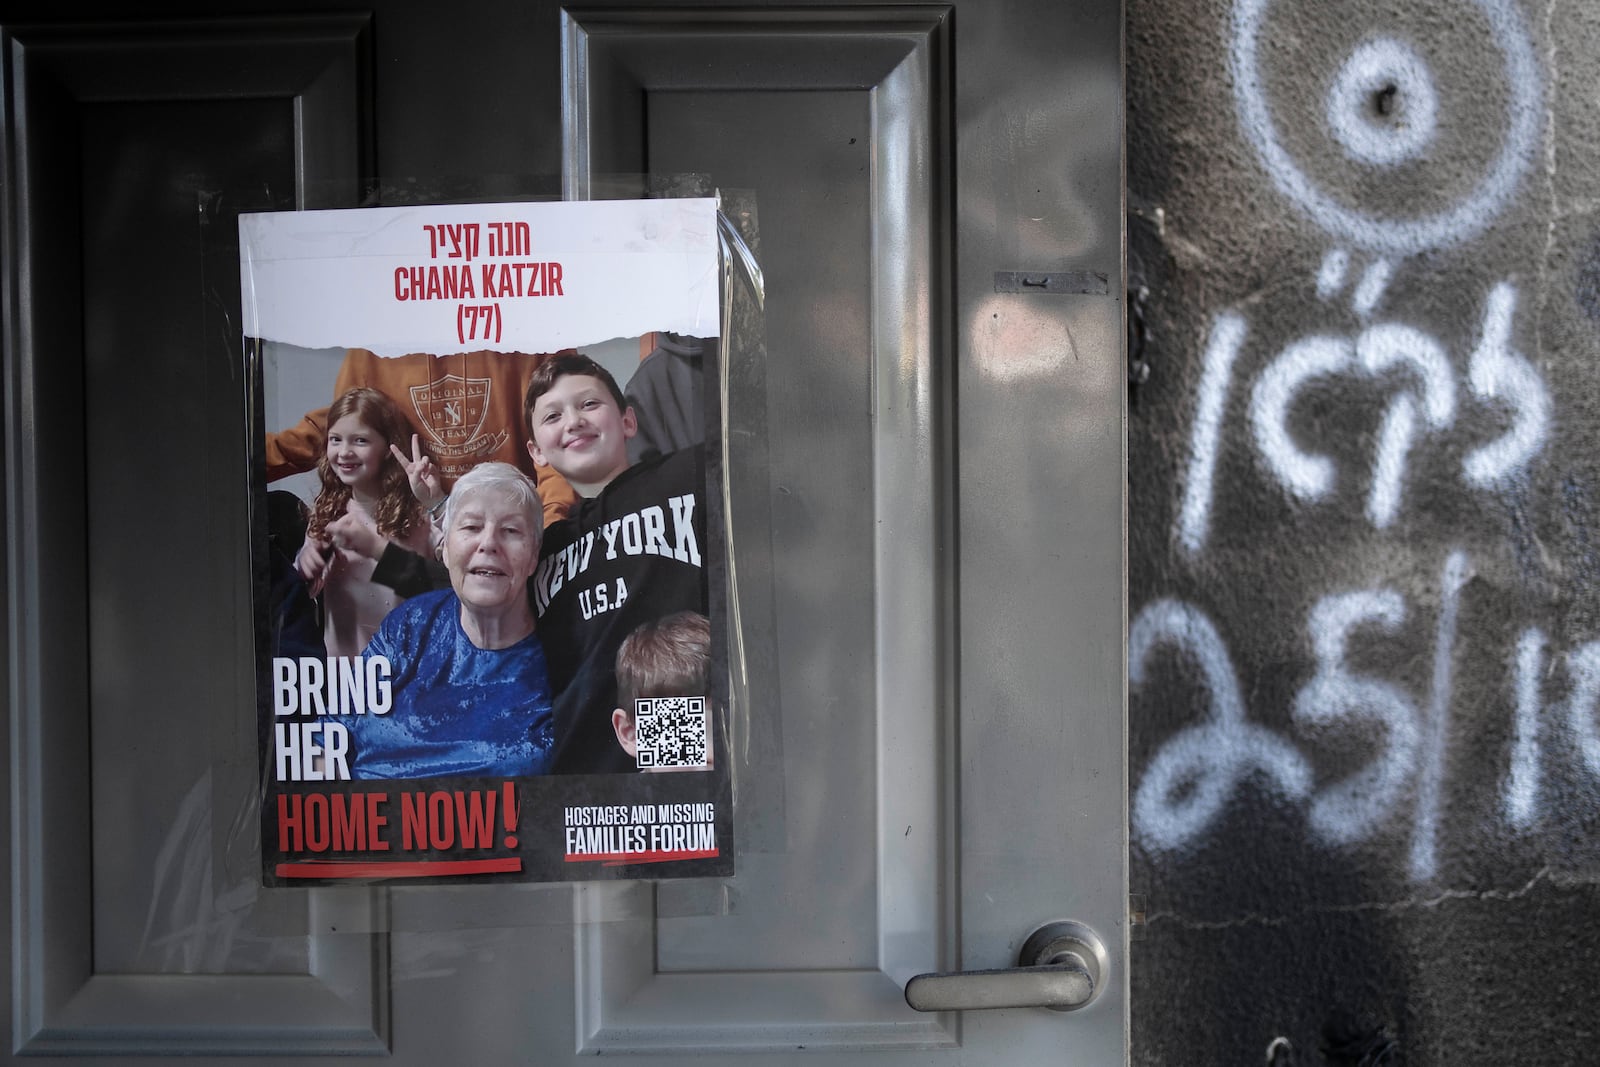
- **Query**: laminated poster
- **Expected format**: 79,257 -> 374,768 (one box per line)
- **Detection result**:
241,198 -> 734,885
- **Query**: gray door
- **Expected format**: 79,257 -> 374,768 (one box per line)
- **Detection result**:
0,1 -> 1126,1063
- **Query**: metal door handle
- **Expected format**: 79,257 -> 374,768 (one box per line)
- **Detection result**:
904,961 -> 1094,1012
904,920 -> 1107,1013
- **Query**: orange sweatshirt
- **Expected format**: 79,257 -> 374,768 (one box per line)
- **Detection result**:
265,348 -> 579,526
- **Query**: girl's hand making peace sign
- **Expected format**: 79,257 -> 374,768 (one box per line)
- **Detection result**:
390,433 -> 445,510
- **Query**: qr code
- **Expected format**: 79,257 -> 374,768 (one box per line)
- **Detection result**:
634,696 -> 708,769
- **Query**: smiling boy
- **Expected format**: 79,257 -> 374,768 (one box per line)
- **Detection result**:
526,367 -> 637,494
523,353 -> 708,773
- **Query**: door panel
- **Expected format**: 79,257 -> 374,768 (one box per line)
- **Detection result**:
563,10 -> 956,1053
82,97 -> 302,978
3,16 -> 388,1056
648,90 -> 882,976
1,1 -> 1125,1063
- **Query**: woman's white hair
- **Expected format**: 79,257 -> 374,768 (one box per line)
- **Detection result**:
443,462 -> 543,544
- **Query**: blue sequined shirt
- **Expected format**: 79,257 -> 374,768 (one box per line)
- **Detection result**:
351,589 -> 555,779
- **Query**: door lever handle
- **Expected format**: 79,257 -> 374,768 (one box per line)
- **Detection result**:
904,920 -> 1107,1013
904,961 -> 1093,1012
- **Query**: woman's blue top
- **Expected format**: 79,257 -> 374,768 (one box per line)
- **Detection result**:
351,589 -> 555,779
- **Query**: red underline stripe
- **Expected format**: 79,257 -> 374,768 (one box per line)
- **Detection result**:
566,849 -> 719,866
276,857 -> 523,878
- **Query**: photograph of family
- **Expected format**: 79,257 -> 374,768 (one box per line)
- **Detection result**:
243,199 -> 732,884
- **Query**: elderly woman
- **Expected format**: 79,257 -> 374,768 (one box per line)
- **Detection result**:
347,462 -> 553,779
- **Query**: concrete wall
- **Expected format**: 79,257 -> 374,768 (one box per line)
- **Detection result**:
1127,0 -> 1600,1061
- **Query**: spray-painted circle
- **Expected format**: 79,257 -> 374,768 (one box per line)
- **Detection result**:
1231,0 -> 1541,254
1325,38 -> 1438,166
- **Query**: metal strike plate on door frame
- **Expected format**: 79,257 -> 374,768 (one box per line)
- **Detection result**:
904,921 -> 1109,1013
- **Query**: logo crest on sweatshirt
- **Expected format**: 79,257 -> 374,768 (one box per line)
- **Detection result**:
410,374 -> 490,449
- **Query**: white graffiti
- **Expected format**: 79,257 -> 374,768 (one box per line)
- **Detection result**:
1139,571 -> 1600,873
1316,248 -> 1351,301
1410,549 -> 1469,881
1495,633 -> 1600,831
1463,282 -> 1550,487
1367,394 -> 1419,529
1249,335 -> 1350,501
1351,259 -> 1394,317
1293,590 -> 1418,845
1148,0 -> 1564,889
1130,600 -> 1311,854
1173,277 -> 1552,552
1133,552 -> 1478,878
1248,318 -> 1457,528
1326,39 -> 1438,167
1503,628 -> 1545,828
1177,314 -> 1248,554
1230,0 -> 1542,254
1565,642 -> 1600,780
1174,0 -> 1548,556
1362,323 -> 1458,527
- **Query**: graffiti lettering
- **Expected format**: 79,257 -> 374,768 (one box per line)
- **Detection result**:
1462,282 -> 1550,487
1246,315 -> 1459,529
1178,277 -> 1549,553
1177,313 -> 1248,554
1293,590 -> 1417,845
1144,0 -> 1564,893
1351,259 -> 1395,317
1410,550 -> 1469,880
1503,628 -> 1545,828
1131,600 -> 1312,854
1132,551 -> 1485,878
1565,643 -> 1600,781
1229,0 -> 1541,254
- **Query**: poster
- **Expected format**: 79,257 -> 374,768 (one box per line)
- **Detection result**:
240,198 -> 734,885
